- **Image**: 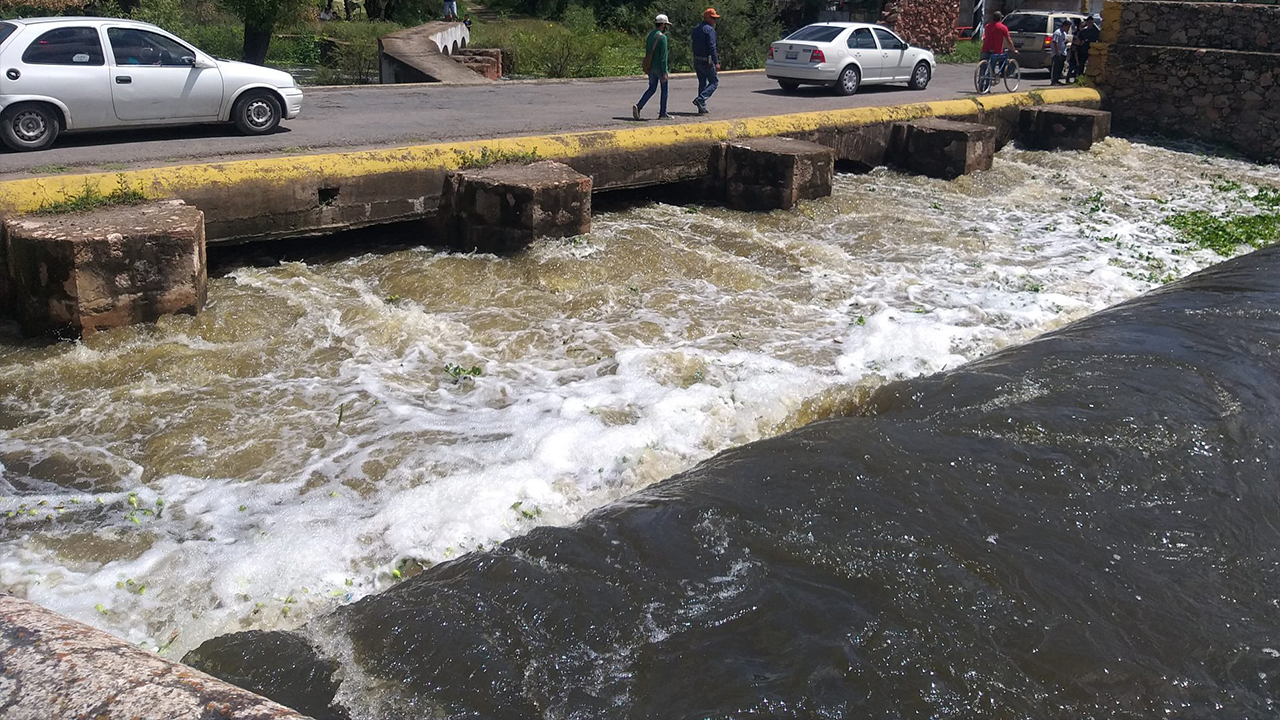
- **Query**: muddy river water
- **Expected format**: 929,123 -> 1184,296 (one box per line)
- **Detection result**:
3,139 -> 1280,717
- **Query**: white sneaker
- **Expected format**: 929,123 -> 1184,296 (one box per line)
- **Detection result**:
632,104 -> 640,120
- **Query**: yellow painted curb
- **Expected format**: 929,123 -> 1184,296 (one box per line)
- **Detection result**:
0,87 -> 1101,216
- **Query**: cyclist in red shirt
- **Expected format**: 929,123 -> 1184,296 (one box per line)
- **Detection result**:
980,12 -> 1019,62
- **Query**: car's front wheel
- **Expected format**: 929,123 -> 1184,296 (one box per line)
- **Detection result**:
835,65 -> 860,96
778,80 -> 800,92
1,102 -> 60,152
232,90 -> 282,135
908,61 -> 931,90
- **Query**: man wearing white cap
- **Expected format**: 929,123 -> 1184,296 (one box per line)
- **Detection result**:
633,13 -> 672,120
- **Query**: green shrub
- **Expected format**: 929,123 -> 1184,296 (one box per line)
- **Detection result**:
304,21 -> 398,83
185,22 -> 243,57
267,30 -> 322,64
937,38 -> 980,64
473,15 -> 615,77
655,0 -> 780,70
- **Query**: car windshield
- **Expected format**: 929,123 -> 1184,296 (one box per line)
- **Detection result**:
786,25 -> 845,43
1004,14 -> 1049,33
0,22 -> 17,47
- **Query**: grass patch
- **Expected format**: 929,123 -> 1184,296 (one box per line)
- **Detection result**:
35,176 -> 149,215
454,146 -> 541,168
98,162 -> 131,171
32,164 -> 73,175
471,13 -> 639,77
937,39 -> 980,64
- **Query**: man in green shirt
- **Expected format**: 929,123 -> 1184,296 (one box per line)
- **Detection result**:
632,14 -> 671,120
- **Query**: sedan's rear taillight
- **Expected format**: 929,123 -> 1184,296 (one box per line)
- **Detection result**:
810,48 -> 826,63
767,45 -> 774,59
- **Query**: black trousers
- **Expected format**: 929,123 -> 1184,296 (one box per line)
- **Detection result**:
1050,54 -> 1066,83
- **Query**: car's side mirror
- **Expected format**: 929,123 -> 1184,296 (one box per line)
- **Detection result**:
191,57 -> 216,69
180,55 -> 196,65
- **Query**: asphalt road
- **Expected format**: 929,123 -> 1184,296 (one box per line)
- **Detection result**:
0,64 -> 1052,178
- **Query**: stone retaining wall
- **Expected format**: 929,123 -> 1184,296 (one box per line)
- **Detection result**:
1105,0 -> 1280,53
1092,0 -> 1280,163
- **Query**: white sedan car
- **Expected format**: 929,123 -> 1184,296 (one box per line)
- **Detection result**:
0,17 -> 303,151
766,23 -> 936,95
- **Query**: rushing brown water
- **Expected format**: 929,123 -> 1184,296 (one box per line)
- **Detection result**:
192,241 -> 1280,720
1,138 -> 1278,671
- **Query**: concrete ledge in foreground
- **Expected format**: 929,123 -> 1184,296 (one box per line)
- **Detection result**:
0,595 -> 315,720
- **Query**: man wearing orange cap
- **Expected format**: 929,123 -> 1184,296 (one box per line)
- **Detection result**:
691,7 -> 721,115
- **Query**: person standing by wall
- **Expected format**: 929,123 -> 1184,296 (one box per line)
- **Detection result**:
691,8 -> 721,115
633,14 -> 672,120
1065,17 -> 1083,82
1075,14 -> 1101,79
1049,18 -> 1070,84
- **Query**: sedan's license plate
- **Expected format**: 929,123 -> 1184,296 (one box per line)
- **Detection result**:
1014,40 -> 1024,47
785,51 -> 798,60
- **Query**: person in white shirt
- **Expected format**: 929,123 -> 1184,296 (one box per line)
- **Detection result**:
1050,18 -> 1071,85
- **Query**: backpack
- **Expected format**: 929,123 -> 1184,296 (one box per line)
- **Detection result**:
642,32 -> 657,73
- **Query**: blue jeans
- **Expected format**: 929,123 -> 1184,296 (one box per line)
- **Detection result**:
694,59 -> 718,106
637,71 -> 668,116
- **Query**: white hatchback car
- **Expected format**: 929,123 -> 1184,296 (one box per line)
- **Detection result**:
0,17 -> 303,151
766,23 -> 936,95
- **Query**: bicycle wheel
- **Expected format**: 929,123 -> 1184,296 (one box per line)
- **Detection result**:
974,61 -> 992,94
1003,59 -> 1021,92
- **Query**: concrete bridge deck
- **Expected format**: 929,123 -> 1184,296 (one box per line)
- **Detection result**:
0,64 -> 1034,180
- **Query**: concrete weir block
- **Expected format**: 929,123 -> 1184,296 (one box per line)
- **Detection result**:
3,200 -> 207,337
889,118 -> 997,180
441,160 -> 591,253
1018,106 -> 1112,151
0,595 -> 314,720
720,137 -> 835,211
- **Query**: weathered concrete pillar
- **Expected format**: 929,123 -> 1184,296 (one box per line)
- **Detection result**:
1018,106 -> 1113,151
889,118 -> 997,180
3,201 -> 207,337
0,595 -> 314,720
440,160 -> 591,253
719,137 -> 835,211
0,219 -> 12,321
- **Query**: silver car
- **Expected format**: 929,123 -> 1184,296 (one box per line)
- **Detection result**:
0,17 -> 303,152
766,23 -> 936,95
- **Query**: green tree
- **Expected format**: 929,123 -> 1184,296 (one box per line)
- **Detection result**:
217,0 -> 309,64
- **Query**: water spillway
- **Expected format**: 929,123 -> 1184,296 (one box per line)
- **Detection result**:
3,139 -> 1280,716
188,239 -> 1280,718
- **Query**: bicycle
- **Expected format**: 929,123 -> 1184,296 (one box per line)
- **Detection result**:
974,52 -> 1021,94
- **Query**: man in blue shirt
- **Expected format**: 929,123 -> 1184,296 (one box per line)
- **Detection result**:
691,7 -> 721,115
1049,18 -> 1069,84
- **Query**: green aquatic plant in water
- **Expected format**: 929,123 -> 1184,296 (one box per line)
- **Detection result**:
444,363 -> 483,383
1166,185 -> 1280,256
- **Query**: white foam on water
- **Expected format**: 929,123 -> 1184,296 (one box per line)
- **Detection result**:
1,140 -> 1278,658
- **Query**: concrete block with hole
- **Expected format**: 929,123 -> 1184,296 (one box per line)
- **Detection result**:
718,137 -> 835,211
888,118 -> 997,179
440,161 -> 592,253
3,200 -> 207,337
1018,106 -> 1112,151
